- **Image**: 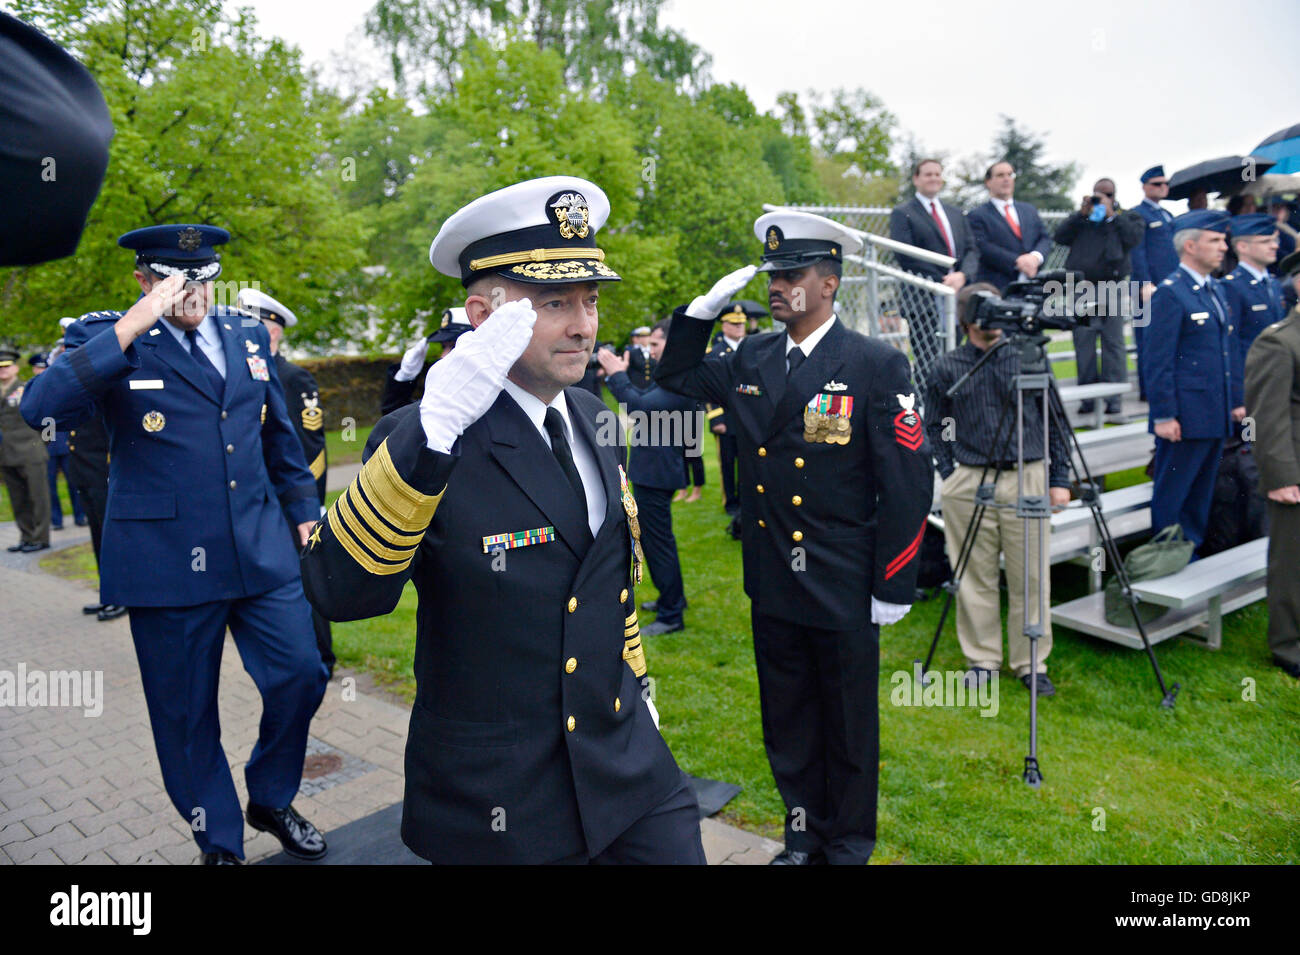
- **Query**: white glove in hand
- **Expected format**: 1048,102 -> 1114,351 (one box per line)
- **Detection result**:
685,264 -> 758,320
871,597 -> 911,627
419,299 -> 536,453
395,338 -> 430,382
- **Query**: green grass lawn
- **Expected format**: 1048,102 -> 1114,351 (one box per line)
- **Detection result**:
27,422 -> 1299,863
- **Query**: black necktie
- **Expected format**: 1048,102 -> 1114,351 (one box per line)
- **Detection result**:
787,347 -> 805,377
185,329 -> 225,397
543,407 -> 587,514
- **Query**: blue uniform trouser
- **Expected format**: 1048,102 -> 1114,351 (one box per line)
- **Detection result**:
1151,436 -> 1222,549
633,484 -> 686,626
46,452 -> 84,526
127,577 -> 328,858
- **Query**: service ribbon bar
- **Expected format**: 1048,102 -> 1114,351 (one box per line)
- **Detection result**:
482,525 -> 556,553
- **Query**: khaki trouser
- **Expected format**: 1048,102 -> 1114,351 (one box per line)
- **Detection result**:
940,461 -> 1051,677
1,460 -> 51,546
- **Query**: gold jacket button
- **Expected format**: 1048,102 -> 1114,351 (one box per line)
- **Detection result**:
758,446 -> 767,457
792,495 -> 802,506
614,698 -> 621,712
756,484 -> 765,493
619,588 -> 628,603
566,715 -> 576,732
565,657 -> 577,674
794,457 -> 805,468
792,530 -> 803,542
567,596 -> 577,613
758,519 -> 766,528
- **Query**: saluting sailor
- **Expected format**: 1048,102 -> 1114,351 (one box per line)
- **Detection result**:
236,286 -> 334,677
21,224 -> 329,865
655,210 -> 934,864
301,177 -> 705,864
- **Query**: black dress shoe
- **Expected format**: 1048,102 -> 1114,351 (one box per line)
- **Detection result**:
769,849 -> 826,865
18,542 -> 49,553
200,851 -> 242,865
246,802 -> 327,860
75,516 -> 89,527
642,620 -> 684,637
97,605 -> 127,621
6,544 -> 24,552
83,603 -> 105,615
50,523 -> 64,531
1020,673 -> 1056,697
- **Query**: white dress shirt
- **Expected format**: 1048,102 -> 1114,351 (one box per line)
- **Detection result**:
785,314 -> 837,371
722,334 -> 743,351
915,193 -> 955,255
502,379 -> 607,536
166,314 -> 227,379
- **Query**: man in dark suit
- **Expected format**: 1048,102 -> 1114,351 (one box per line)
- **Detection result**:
657,210 -> 934,864
889,159 -> 979,379
600,318 -> 694,636
1145,211 -> 1243,548
301,176 -> 704,865
22,225 -> 329,865
966,161 -> 1052,292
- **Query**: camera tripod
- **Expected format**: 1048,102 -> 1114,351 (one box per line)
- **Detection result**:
917,329 -> 1179,789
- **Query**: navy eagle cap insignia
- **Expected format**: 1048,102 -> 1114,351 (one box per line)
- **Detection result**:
550,192 -> 590,240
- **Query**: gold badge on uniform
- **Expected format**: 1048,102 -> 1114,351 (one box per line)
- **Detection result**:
245,339 -> 260,353
142,410 -> 166,433
618,465 -> 644,584
301,394 -> 323,431
260,403 -> 267,425
804,393 -> 853,445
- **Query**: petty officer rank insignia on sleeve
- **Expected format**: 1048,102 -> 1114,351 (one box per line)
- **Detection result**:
301,393 -> 323,431
894,392 -> 923,450
804,393 -> 853,444
618,465 -> 644,584
246,355 -> 270,380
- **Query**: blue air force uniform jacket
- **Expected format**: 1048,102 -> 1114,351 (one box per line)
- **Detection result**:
1144,270 -> 1238,438
1129,200 -> 1180,286
655,312 -> 934,626
21,309 -> 320,606
300,389 -> 682,864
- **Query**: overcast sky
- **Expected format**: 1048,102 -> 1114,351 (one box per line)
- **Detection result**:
245,0 -> 1300,210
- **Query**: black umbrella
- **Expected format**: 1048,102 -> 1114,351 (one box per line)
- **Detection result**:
1168,155 -> 1276,200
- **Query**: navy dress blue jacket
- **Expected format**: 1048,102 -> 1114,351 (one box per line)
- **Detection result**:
21,309 -> 319,606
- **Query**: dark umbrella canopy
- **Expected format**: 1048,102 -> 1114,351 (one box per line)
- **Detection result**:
1168,155 -> 1276,200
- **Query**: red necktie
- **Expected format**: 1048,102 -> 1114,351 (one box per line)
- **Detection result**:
1003,203 -> 1022,240
929,200 -> 954,256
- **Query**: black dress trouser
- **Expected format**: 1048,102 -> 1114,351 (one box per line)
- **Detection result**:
751,608 -> 880,864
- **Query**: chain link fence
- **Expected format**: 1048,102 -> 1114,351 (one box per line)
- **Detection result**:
770,204 -> 1071,396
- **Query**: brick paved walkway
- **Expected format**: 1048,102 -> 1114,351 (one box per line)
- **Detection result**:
0,520 -> 774,865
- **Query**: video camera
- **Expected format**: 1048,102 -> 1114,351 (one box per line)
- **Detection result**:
967,270 -> 1102,334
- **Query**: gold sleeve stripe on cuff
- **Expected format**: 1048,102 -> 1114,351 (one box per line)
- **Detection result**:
350,480 -> 426,544
706,407 -> 724,420
623,639 -> 647,677
334,490 -> 422,563
329,507 -> 413,576
357,439 -> 443,533
308,450 -> 326,479
625,612 -> 638,627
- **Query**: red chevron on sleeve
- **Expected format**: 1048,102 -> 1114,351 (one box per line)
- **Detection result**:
894,409 -> 924,450
884,521 -> 926,579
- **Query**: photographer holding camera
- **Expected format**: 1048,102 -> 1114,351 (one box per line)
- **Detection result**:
925,283 -> 1072,696
1053,178 -> 1143,418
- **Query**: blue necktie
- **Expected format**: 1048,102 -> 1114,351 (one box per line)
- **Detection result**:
185,329 -> 225,397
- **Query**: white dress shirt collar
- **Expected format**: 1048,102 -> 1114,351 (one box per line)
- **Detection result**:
165,313 -> 218,348
1179,263 -> 1211,286
723,334 -> 743,351
1239,261 -> 1267,282
785,314 -> 837,358
502,378 -> 574,444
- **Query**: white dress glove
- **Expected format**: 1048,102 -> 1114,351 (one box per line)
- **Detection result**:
395,337 -> 430,382
685,264 -> 758,320
419,299 -> 536,453
871,597 -> 911,626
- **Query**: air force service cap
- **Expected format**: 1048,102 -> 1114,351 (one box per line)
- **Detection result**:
118,224 -> 230,282
429,176 -> 620,287
1171,210 -> 1229,233
429,306 -> 471,344
1140,165 -> 1166,183
1228,213 -> 1278,237
753,210 -> 863,272
237,287 -> 297,327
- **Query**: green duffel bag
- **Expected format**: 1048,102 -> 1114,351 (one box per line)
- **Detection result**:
1103,525 -> 1196,627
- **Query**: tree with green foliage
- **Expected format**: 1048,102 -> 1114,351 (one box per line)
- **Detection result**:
952,115 -> 1078,211
1,0 -> 370,348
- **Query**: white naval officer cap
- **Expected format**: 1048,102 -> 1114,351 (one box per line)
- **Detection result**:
753,209 -> 864,271
428,176 -> 620,287
237,287 -> 298,327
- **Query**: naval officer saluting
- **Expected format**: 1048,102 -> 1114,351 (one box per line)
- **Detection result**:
21,224 -> 329,865
656,211 -> 934,864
